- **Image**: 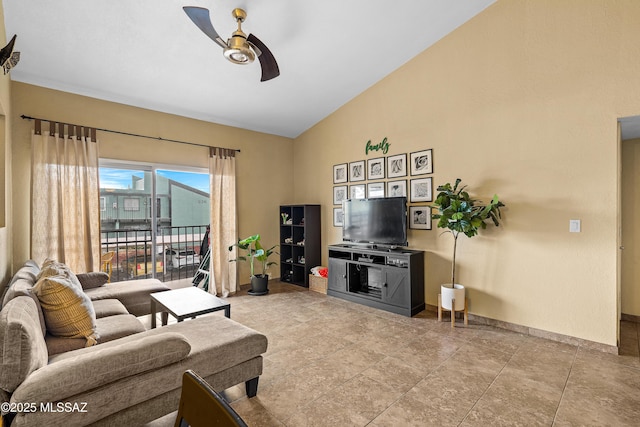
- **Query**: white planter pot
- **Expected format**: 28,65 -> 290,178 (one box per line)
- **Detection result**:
440,284 -> 465,311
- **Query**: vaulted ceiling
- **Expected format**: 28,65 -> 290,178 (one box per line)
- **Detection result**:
4,0 -> 495,138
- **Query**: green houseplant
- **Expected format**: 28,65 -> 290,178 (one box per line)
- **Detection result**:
431,178 -> 505,312
229,234 -> 278,296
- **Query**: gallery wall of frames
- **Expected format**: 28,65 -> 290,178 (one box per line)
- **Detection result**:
332,148 -> 433,231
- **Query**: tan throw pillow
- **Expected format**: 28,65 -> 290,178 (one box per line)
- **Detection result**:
33,261 -> 98,347
38,258 -> 72,281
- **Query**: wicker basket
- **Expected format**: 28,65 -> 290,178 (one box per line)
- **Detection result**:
309,274 -> 327,294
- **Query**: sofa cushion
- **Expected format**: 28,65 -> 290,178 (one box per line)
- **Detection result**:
76,272 -> 109,290
52,315 -> 268,381
84,279 -> 170,317
33,261 -> 98,347
2,260 -> 40,308
46,314 -> 146,356
1,284 -> 46,338
92,299 -> 129,318
0,296 -> 48,393
13,332 -> 191,404
2,278 -> 34,308
4,268 -> 37,297
7,261 -> 40,287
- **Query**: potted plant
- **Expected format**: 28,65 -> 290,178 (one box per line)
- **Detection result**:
431,178 -> 505,313
229,234 -> 278,296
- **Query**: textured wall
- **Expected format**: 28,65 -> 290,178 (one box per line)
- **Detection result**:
11,82 -> 294,284
293,0 -> 640,346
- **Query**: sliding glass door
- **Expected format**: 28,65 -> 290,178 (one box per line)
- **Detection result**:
99,163 -> 209,283
156,169 -> 210,282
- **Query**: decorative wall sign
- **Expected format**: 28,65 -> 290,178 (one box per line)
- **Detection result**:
333,185 -> 348,205
350,184 -> 366,200
409,206 -> 432,230
365,137 -> 390,155
367,182 -> 385,198
387,180 -> 407,198
410,149 -> 433,175
387,153 -> 407,178
367,157 -> 385,180
410,177 -> 432,202
349,160 -> 365,182
333,207 -> 344,227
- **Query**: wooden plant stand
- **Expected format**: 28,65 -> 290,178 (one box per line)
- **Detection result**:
438,294 -> 468,328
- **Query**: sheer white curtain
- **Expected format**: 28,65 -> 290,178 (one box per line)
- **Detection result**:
31,124 -> 100,273
209,147 -> 238,296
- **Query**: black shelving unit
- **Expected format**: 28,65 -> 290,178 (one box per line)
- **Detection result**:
279,205 -> 321,287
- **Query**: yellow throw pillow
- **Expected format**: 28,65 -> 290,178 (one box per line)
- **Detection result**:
33,260 -> 98,347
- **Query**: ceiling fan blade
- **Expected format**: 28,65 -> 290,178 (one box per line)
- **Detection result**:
247,33 -> 280,82
183,6 -> 227,49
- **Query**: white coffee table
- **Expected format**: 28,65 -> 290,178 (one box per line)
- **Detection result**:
150,287 -> 230,328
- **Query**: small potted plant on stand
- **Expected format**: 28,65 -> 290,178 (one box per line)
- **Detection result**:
431,178 -> 505,324
229,234 -> 278,296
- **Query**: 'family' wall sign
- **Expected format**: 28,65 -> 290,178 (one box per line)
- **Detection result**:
365,137 -> 390,155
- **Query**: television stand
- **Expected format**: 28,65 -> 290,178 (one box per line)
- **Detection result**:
327,244 -> 425,317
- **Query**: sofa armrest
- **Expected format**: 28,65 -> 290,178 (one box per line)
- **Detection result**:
11,332 -> 191,403
76,272 -> 109,290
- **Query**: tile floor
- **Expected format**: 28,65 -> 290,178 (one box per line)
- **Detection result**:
159,281 -> 640,426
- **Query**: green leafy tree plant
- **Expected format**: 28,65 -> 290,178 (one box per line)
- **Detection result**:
228,234 -> 278,279
431,179 -> 505,287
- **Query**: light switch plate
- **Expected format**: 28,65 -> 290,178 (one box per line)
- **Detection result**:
569,219 -> 581,233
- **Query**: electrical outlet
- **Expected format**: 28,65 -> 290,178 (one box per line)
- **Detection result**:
569,219 -> 581,233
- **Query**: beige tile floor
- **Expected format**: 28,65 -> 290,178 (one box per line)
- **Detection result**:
154,281 -> 640,426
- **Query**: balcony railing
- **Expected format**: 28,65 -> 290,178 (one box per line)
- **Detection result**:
100,225 -> 208,283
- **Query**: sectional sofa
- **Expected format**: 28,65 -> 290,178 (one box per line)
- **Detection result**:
0,260 -> 268,426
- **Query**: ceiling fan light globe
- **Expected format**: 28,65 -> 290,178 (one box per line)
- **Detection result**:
224,34 -> 255,64
224,47 -> 255,64
231,52 -> 248,63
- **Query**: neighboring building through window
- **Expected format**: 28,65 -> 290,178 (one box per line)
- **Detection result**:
98,163 -> 210,283
123,197 -> 140,211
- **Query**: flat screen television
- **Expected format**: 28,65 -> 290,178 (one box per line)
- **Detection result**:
343,197 -> 408,247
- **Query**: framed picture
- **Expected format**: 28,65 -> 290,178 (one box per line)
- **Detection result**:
349,160 -> 365,182
367,157 -> 385,180
409,206 -> 431,230
333,207 -> 344,227
387,180 -> 407,198
367,182 -> 385,198
333,185 -> 348,205
350,184 -> 366,200
410,149 -> 433,175
387,153 -> 407,178
333,163 -> 348,184
410,177 -> 433,202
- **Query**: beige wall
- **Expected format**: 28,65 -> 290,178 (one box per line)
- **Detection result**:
11,82 -> 293,284
5,0 -> 640,346
293,0 -> 640,346
0,0 -> 13,294
622,137 -> 640,316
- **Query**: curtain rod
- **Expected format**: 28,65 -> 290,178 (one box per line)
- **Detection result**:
20,114 -> 240,153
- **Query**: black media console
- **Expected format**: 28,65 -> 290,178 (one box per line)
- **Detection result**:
327,244 -> 425,317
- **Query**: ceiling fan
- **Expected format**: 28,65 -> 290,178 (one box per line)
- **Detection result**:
183,6 -> 280,82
